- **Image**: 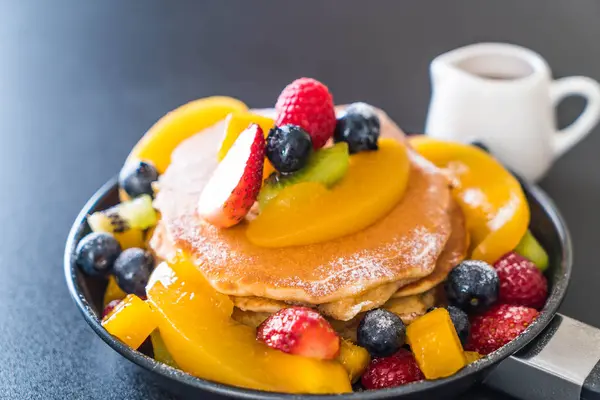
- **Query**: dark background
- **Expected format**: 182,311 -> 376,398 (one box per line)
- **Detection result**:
1,1 -> 599,399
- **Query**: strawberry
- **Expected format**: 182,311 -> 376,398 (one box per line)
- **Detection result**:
466,304 -> 539,355
361,349 -> 424,389
256,307 -> 340,360
197,124 -> 265,228
275,77 -> 336,149
494,252 -> 548,309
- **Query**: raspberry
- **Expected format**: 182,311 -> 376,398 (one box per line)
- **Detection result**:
256,307 -> 340,360
275,78 -> 336,149
361,349 -> 424,389
494,252 -> 548,309
466,304 -> 538,355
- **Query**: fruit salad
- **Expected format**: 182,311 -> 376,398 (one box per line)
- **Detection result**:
75,77 -> 550,393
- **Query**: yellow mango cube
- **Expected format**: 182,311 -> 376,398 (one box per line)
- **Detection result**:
406,308 -> 466,379
102,276 -> 127,307
102,294 -> 157,349
464,351 -> 482,364
338,340 -> 370,383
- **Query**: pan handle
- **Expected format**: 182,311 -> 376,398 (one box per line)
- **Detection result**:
483,313 -> 600,399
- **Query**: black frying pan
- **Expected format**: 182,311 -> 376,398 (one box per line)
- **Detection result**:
64,178 -> 600,400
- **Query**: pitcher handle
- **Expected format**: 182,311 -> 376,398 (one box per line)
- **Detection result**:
550,76 -> 600,158
484,314 -> 600,399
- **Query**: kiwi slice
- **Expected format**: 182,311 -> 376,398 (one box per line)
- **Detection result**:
88,194 -> 158,234
258,142 -> 350,210
515,229 -> 549,271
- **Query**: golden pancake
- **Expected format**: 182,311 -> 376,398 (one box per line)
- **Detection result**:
383,288 -> 437,324
317,279 -> 416,321
152,107 -> 453,305
229,280 -> 417,321
392,199 -> 468,298
231,308 -> 271,329
231,288 -> 437,342
327,289 -> 437,341
225,201 -> 465,321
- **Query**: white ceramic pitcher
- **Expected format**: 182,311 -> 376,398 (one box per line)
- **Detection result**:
425,43 -> 600,182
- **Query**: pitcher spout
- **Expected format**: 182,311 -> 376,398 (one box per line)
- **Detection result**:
430,42 -> 550,84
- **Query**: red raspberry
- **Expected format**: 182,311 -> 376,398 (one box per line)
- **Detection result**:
361,349 -> 424,389
466,304 -> 538,355
257,307 -> 340,360
275,78 -> 336,149
494,252 -> 548,309
102,299 -> 122,320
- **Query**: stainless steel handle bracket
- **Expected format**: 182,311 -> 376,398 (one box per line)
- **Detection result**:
484,314 -> 600,400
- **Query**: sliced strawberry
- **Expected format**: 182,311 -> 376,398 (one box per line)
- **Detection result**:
197,124 -> 265,228
257,307 -> 340,360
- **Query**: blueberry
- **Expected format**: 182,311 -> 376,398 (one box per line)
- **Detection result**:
357,308 -> 406,357
119,161 -> 159,198
447,305 -> 470,345
76,232 -> 121,277
113,248 -> 154,297
266,124 -> 312,174
334,102 -> 380,154
352,381 -> 365,392
427,306 -> 470,345
445,260 -> 499,314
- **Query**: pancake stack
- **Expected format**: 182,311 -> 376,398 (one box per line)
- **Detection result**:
151,106 -> 468,339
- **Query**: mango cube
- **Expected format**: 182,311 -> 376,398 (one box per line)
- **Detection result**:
406,308 -> 466,379
103,276 -> 127,307
464,351 -> 482,364
338,340 -> 370,383
101,294 -> 157,349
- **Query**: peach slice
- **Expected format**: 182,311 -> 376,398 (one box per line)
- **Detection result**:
146,258 -> 351,393
218,112 -> 276,180
409,137 -> 530,264
247,139 -> 410,247
218,112 -> 274,157
125,96 -> 248,175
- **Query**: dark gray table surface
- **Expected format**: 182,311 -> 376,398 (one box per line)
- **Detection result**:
1,1 -> 599,399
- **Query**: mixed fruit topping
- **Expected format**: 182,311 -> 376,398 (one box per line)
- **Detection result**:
74,77 -> 552,394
